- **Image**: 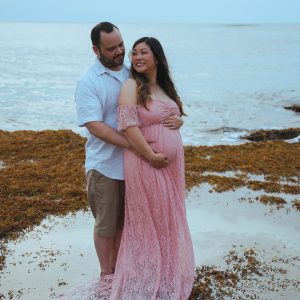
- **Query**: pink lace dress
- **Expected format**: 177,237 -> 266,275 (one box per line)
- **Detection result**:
110,100 -> 195,300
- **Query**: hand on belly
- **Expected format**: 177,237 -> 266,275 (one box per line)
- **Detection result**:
150,134 -> 179,162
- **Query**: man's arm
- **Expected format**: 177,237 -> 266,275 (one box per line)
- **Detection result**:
75,80 -> 130,149
85,121 -> 130,149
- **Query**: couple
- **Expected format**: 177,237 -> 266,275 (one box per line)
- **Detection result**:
75,22 -> 195,299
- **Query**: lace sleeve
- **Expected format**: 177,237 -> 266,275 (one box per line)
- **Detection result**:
117,105 -> 141,131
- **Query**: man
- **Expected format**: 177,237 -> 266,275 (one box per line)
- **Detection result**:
75,22 -> 182,289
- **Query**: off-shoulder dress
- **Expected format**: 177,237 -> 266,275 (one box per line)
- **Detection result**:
111,99 -> 195,300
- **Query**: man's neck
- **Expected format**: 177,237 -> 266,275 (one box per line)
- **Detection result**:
108,65 -> 123,71
98,57 -> 123,71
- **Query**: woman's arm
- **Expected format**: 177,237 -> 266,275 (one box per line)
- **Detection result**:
119,79 -> 169,169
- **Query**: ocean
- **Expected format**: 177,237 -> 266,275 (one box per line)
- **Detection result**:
0,22 -> 299,145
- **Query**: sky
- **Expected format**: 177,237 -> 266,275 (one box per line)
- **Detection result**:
0,0 -> 300,24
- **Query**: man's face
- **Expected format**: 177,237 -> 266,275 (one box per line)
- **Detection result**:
93,28 -> 125,70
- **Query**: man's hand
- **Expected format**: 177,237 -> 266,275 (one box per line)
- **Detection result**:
148,152 -> 169,169
162,115 -> 183,130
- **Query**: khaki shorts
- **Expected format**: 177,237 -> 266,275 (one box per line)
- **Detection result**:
86,169 -> 125,237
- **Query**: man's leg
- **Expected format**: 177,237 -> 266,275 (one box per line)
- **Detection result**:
94,232 -> 114,274
111,229 -> 122,271
86,170 -> 124,275
111,180 -> 125,271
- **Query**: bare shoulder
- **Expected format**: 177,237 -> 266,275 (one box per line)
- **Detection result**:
119,78 -> 138,106
123,78 -> 137,88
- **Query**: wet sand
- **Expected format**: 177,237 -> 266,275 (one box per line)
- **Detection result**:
1,130 -> 300,299
1,184 -> 300,299
187,184 -> 300,299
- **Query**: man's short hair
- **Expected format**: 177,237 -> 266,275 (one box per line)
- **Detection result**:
91,22 -> 119,46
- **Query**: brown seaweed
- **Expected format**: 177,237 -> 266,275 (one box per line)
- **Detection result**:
1,129 -> 300,298
189,247 -> 300,300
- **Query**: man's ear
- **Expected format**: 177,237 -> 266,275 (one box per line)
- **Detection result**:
92,45 -> 100,57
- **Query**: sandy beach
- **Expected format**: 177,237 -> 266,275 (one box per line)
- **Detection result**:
1,129 -> 300,299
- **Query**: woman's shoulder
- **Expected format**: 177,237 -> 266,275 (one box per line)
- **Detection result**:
122,78 -> 137,89
119,78 -> 138,105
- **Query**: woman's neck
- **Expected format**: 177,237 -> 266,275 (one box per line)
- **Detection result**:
144,68 -> 157,85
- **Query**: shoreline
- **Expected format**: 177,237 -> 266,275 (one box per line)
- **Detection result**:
1,129 -> 300,299
1,128 -> 299,240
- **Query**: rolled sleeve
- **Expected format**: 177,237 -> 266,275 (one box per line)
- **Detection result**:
75,80 -> 103,127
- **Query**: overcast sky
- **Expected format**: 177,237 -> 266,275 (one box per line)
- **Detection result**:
0,0 -> 299,23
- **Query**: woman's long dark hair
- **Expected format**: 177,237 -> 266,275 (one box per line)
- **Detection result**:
130,37 -> 185,116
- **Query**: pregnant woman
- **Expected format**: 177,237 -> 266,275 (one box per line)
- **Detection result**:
111,37 -> 195,300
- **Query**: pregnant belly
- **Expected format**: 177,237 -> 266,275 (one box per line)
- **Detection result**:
151,130 -> 181,162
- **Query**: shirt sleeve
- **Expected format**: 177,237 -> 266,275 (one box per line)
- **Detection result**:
75,80 -> 103,127
117,105 -> 141,131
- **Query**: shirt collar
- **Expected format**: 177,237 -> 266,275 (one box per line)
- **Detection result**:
94,57 -> 130,76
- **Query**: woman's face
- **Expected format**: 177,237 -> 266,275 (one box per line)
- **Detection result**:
131,42 -> 157,74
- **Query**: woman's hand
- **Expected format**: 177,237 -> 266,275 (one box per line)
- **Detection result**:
148,152 -> 169,169
162,115 -> 183,130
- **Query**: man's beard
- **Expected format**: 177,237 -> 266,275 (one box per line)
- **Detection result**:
99,52 -> 125,69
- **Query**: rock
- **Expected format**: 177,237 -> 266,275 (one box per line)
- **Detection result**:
284,105 -> 300,114
241,128 -> 300,142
